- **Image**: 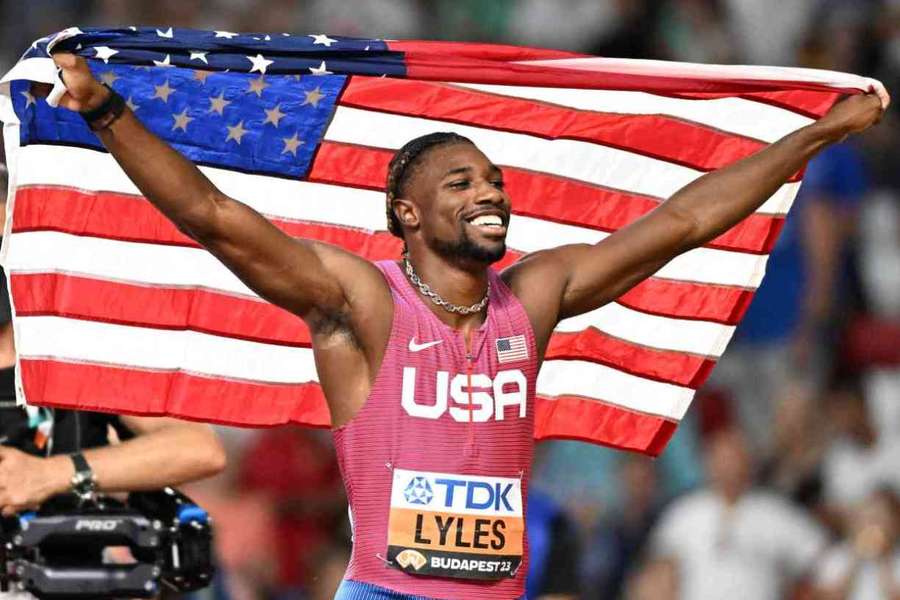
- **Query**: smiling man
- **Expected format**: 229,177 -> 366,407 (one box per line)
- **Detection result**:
47,51 -> 887,600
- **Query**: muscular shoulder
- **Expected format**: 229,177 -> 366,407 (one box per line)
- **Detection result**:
500,246 -> 590,350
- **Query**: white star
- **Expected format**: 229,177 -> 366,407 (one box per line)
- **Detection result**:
214,31 -> 238,39
153,54 -> 174,68
20,90 -> 35,108
281,132 -> 304,156
152,80 -> 175,102
309,61 -> 332,76
309,34 -> 337,47
247,76 -> 269,97
264,35 -> 271,41
193,69 -> 211,84
246,53 -> 274,75
172,108 -> 194,132
156,27 -> 173,38
208,92 -> 231,115
99,71 -> 119,86
189,51 -> 208,64
263,104 -> 287,127
301,86 -> 325,108
128,26 -> 138,31
126,96 -> 139,111
226,121 -> 249,144
94,46 -> 118,64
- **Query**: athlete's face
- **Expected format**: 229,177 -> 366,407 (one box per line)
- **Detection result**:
404,143 -> 511,265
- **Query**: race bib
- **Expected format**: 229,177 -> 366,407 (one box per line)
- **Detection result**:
386,468 -> 523,580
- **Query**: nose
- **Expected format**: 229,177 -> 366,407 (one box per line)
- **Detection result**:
474,180 -> 506,207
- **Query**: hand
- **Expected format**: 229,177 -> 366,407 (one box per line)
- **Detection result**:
0,447 -> 71,516
815,92 -> 889,143
49,52 -> 110,113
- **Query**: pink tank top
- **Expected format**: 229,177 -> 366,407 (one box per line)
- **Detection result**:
333,261 -> 538,600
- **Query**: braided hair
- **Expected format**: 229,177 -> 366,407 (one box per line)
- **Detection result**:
385,132 -> 474,241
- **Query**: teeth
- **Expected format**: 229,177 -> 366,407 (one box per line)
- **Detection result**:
470,215 -> 503,227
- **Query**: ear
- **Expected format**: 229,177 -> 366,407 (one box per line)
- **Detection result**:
392,197 -> 420,231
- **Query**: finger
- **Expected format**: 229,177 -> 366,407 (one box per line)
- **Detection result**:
867,80 -> 891,111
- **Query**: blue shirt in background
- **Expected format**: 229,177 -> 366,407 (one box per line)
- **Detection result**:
735,143 -> 868,344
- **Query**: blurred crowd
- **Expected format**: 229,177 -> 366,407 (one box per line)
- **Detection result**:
1,0 -> 899,599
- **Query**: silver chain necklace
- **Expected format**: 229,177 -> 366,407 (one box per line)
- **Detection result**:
403,256 -> 490,315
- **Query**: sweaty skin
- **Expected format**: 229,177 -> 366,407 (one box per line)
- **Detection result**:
48,53 -> 888,428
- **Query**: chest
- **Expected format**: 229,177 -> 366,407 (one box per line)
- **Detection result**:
388,308 -> 535,426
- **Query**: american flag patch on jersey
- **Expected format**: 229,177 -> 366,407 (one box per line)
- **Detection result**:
496,335 -> 529,364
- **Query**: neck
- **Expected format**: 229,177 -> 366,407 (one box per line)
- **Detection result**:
403,250 -> 490,330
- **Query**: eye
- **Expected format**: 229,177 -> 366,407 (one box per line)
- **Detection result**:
448,179 -> 470,190
491,179 -> 505,190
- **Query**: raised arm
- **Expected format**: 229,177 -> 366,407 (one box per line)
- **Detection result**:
49,53 -> 390,331
506,92 -> 887,344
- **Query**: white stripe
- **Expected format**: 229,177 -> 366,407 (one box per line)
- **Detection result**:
537,359 -> 693,420
6,231 -> 732,355
557,302 -> 735,357
15,315 -> 318,384
453,82 -> 813,144
324,106 -> 800,215
6,231 -> 256,297
13,146 -> 779,287
506,218 -> 771,287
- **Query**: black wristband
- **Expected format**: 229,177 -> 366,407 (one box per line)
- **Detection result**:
80,83 -> 126,131
70,452 -> 90,474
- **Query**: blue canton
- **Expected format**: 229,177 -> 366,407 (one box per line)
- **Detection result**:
13,27 -> 408,179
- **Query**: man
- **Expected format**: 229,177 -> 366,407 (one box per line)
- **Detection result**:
648,428 -> 827,600
47,51 -> 886,600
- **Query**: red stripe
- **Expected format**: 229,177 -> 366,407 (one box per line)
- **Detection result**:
19,358 -> 331,427
11,272 -> 715,388
10,272 -> 310,346
548,329 -> 715,389
388,40 -> 588,61
19,358 -> 672,454
309,141 -> 785,254
534,395 -> 677,456
341,76 -> 784,174
619,277 -> 754,324
389,46 -> 862,98
11,186 -> 750,323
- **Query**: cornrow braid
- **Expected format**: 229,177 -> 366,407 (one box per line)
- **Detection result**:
385,132 -> 473,241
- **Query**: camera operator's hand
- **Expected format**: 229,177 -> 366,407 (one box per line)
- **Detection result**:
0,447 -> 71,516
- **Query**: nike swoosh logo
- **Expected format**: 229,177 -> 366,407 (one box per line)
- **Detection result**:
408,338 -> 443,352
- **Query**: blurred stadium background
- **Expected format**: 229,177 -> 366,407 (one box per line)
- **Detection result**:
1,1 -> 899,599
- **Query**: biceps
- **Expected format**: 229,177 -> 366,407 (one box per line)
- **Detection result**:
558,237 -> 670,318
558,210 -> 694,317
198,197 -> 347,317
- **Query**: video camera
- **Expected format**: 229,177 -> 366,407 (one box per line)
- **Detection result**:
0,487 -> 214,599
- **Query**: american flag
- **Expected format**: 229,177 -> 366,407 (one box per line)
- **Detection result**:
0,27 -> 882,455
496,335 -> 529,364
